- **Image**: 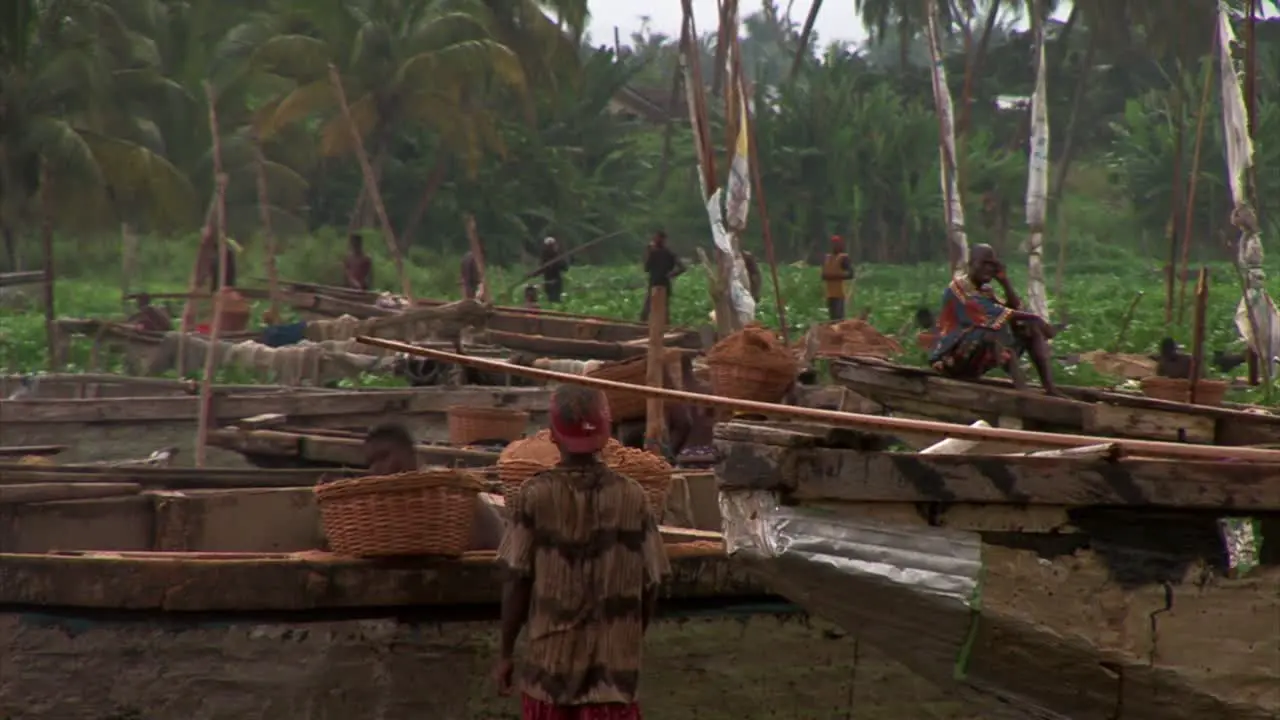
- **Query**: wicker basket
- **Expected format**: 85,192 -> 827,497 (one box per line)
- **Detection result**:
315,469 -> 482,558
447,406 -> 530,446
1139,377 -> 1229,406
497,458 -> 553,508
706,361 -> 794,403
611,447 -> 675,517
587,350 -> 680,422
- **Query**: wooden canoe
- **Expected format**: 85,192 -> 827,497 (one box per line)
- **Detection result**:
715,420 -> 1279,720
831,356 -> 1280,446
206,426 -> 501,469
1,386 -> 550,463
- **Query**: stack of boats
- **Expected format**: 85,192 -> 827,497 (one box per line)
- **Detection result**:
5,285 -> 1279,718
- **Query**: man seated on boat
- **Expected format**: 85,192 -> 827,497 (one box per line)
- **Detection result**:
127,293 -> 172,333
343,233 -> 373,290
363,423 -> 418,475
930,244 -> 1061,396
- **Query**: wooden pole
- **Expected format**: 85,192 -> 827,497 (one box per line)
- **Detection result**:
250,130 -> 282,324
195,81 -> 229,468
327,64 -> 412,301
644,286 -> 668,453
463,214 -> 489,304
1188,267 -> 1209,405
353,336 -> 1280,464
39,158 -> 57,371
737,55 -> 789,341
177,196 -> 218,377
1177,39 -> 1216,325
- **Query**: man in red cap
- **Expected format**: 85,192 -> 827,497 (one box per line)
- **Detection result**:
495,385 -> 671,720
821,235 -> 853,321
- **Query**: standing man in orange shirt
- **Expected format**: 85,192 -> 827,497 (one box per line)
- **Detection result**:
821,235 -> 854,321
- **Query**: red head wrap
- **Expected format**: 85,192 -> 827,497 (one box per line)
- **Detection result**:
549,390 -> 613,455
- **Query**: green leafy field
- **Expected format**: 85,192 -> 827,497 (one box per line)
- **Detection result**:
1,240 -> 1270,402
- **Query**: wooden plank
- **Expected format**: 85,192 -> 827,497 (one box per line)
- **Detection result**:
0,482 -> 142,504
715,439 -> 1280,510
0,465 -> 357,489
832,357 -> 1280,447
0,445 -> 65,458
4,386 -> 551,425
1084,403 -> 1215,443
0,548 -> 757,611
207,428 -> 499,469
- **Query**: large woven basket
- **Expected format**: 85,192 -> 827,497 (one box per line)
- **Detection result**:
587,350 -> 680,422
447,406 -> 530,446
315,469 -> 482,558
1139,377 -> 1229,406
706,361 -> 794,403
497,432 -> 670,517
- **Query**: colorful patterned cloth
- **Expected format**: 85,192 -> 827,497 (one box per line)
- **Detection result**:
500,460 -> 671,707
522,695 -> 642,720
929,275 -> 1023,378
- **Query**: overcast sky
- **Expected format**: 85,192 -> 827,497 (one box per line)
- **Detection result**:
586,0 -> 1273,46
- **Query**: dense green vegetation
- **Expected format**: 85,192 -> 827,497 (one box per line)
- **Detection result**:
1,0 -> 1278,399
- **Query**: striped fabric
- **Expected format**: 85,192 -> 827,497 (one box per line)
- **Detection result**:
499,460 -> 671,706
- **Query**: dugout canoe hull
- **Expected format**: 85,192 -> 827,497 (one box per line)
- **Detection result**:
831,356 -> 1280,446
715,420 -> 1279,720
0,386 -> 551,464
206,426 -> 501,469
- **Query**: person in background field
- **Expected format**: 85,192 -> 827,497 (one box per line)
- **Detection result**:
741,250 -> 762,303
821,235 -> 853,321
523,284 -> 540,311
929,243 -> 1061,396
197,231 -> 238,291
640,230 -> 684,324
540,237 -> 568,303
128,293 -> 172,332
461,250 -> 482,301
363,423 -> 418,475
344,233 -> 373,290
495,385 -> 670,720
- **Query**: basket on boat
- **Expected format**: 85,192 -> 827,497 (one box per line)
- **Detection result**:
917,331 -> 938,351
706,326 -> 797,403
1139,376 -> 1229,406
447,406 -> 530,446
315,469 -> 482,558
586,350 -> 681,422
497,431 -> 669,516
812,319 -> 903,359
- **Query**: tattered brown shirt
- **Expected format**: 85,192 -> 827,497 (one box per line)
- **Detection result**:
498,461 -> 671,706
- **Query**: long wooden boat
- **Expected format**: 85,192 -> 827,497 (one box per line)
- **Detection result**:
832,356 -> 1280,445
207,426 -> 500,469
1,385 -> 551,463
1,372 -> 292,400
714,419 -> 1279,720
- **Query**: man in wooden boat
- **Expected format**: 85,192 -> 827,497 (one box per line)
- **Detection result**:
821,235 -> 853,321
343,233 -> 373,290
930,244 -> 1061,395
540,236 -> 569,303
363,423 -> 418,475
640,230 -> 685,323
496,385 -> 670,720
127,293 -> 172,333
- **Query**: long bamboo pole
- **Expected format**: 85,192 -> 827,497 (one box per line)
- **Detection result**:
39,158 -> 57,371
644,286 -> 668,453
1188,267 -> 1209,405
195,81 -> 230,468
327,64 -> 412,301
354,336 -> 1280,464
250,129 -> 281,324
1177,40 -> 1216,325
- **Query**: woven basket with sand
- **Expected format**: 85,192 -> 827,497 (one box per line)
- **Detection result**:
315,469 -> 483,558
586,349 -> 681,423
820,319 -> 903,359
1139,377 -> 1229,406
497,430 -> 671,516
706,326 -> 797,403
1079,350 -> 1157,380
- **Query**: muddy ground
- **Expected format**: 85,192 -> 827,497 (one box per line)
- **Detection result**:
0,614 -> 983,719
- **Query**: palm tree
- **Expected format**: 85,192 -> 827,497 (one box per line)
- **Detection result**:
223,0 -> 528,236
0,0 -> 196,269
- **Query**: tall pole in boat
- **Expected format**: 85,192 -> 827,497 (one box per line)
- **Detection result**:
644,286 -> 668,454
39,158 -> 57,371
195,81 -> 230,468
251,129 -> 282,324
1188,267 -> 1209,405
